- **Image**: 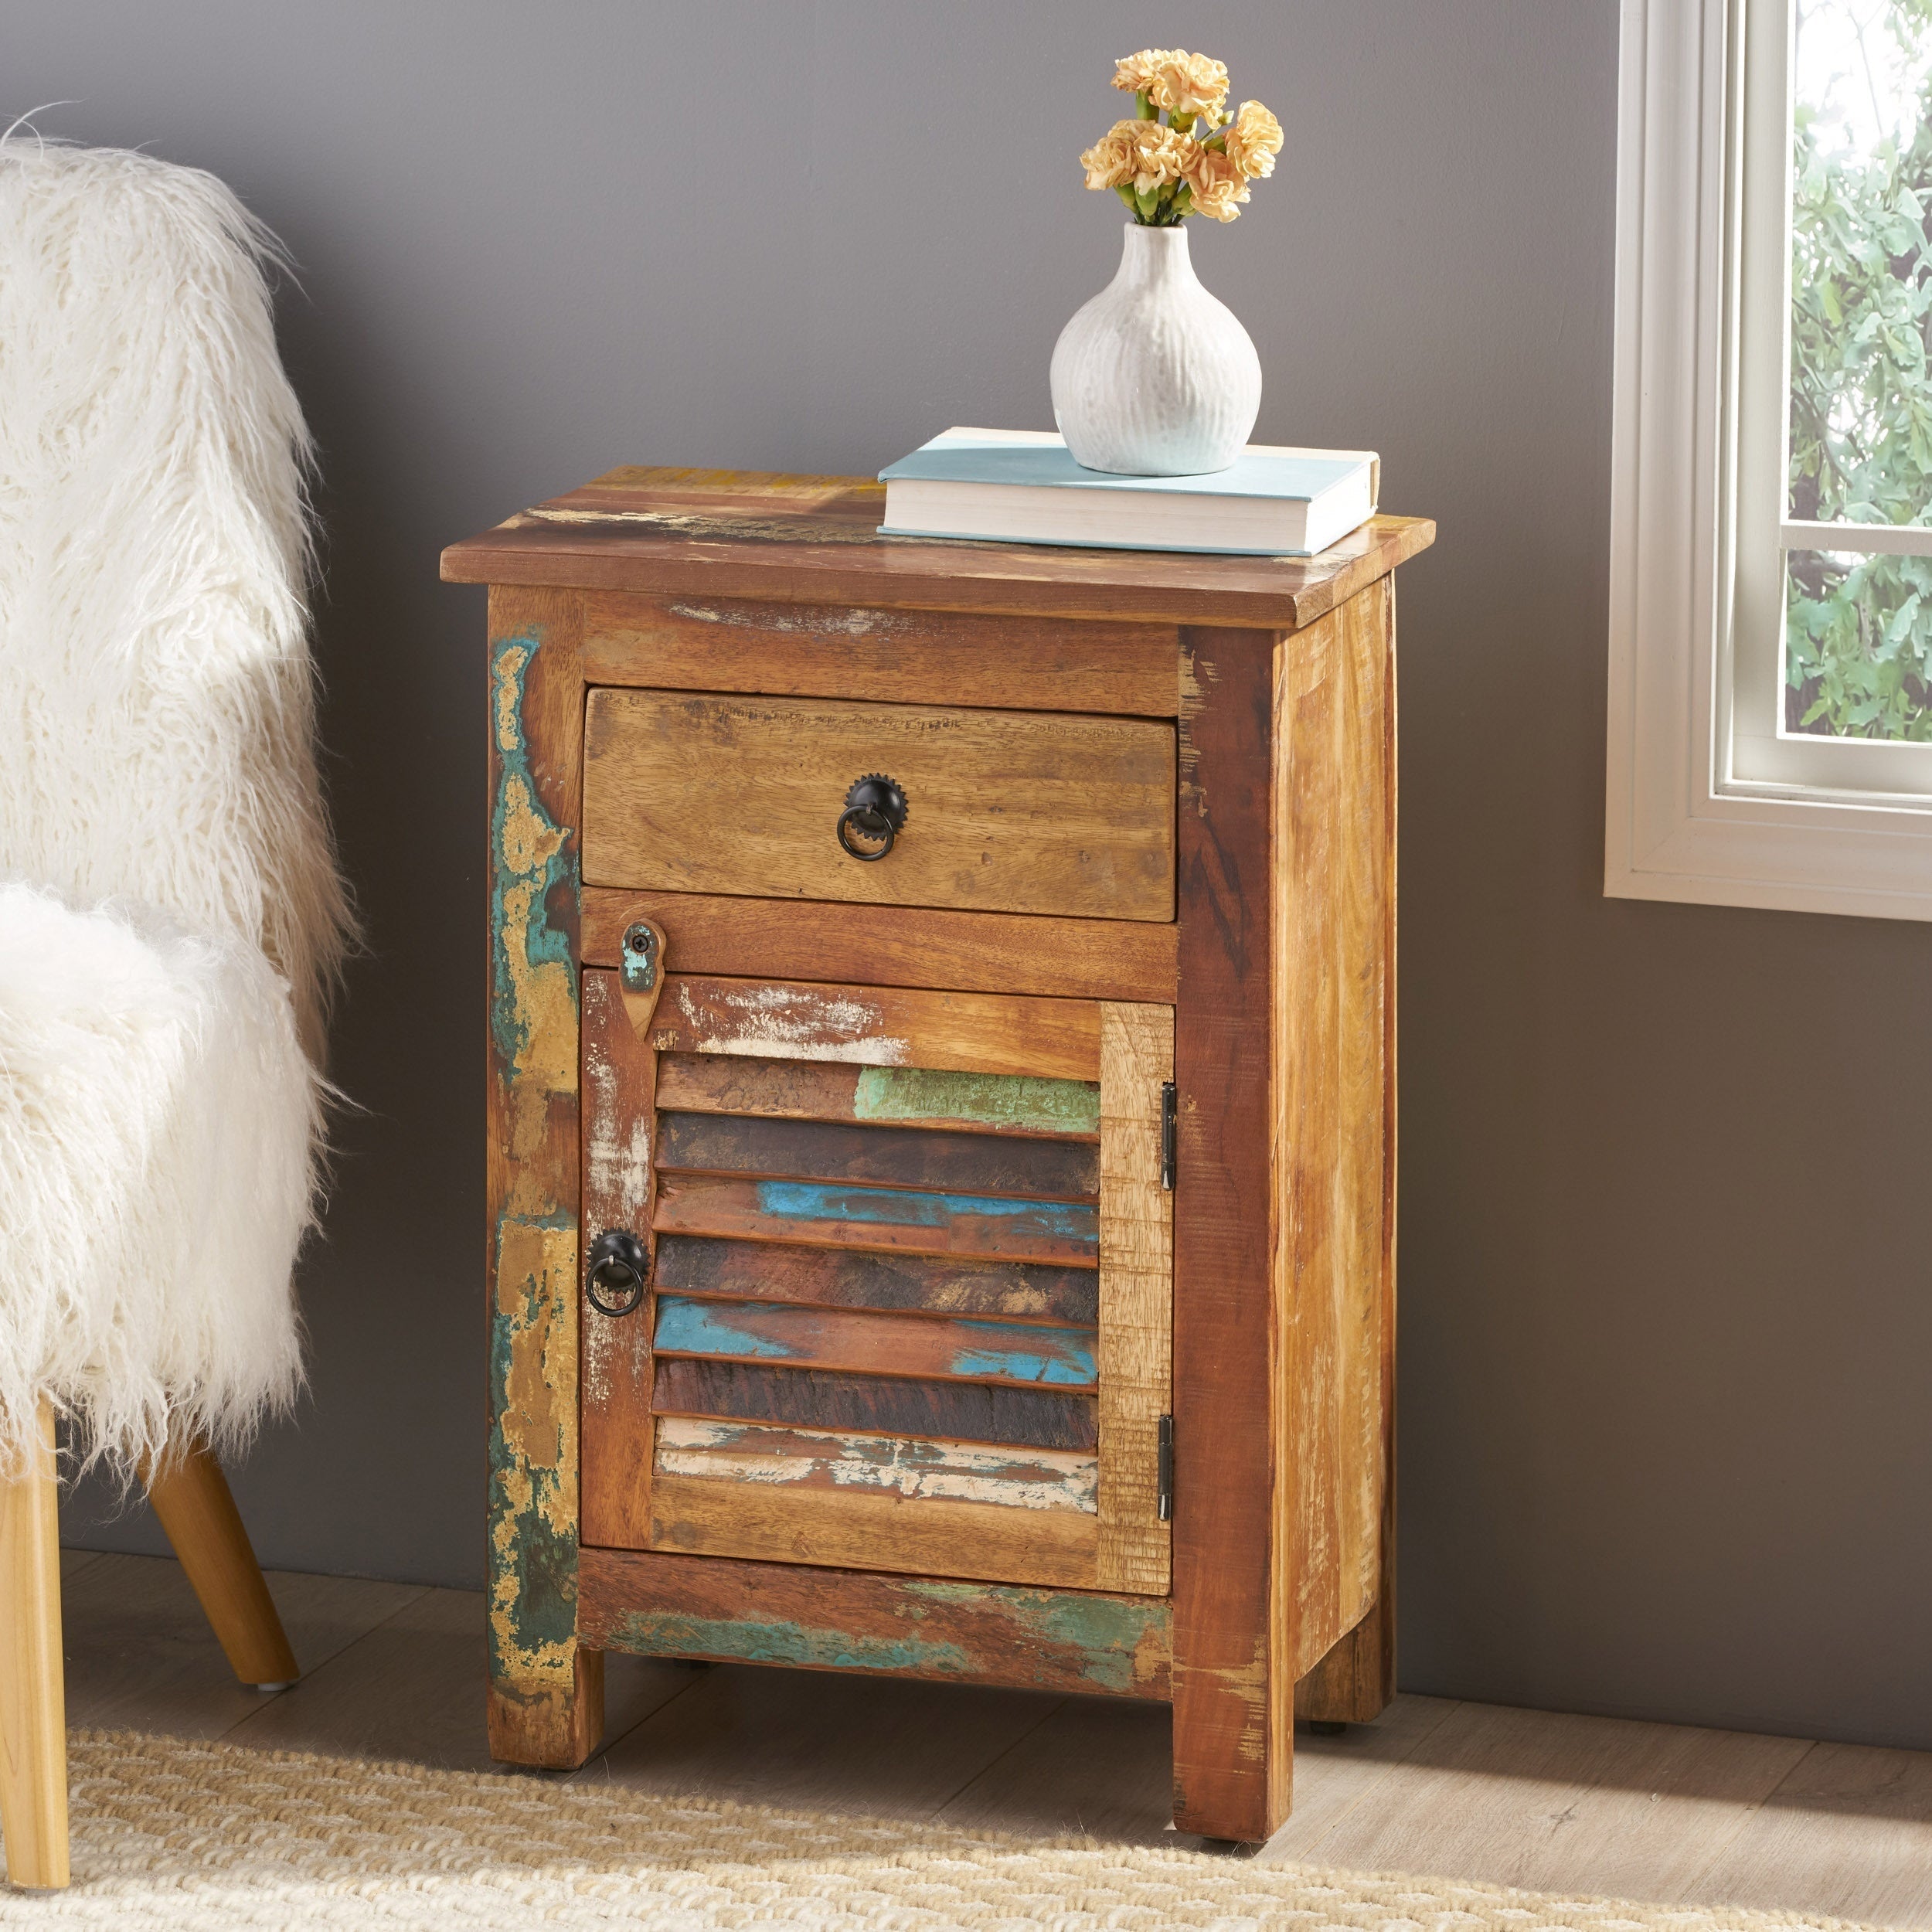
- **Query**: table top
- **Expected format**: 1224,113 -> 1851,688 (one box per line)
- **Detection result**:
441,467 -> 1435,631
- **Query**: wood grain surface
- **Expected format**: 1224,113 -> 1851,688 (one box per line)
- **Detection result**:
580,968 -> 659,1552
581,889 -> 1179,1003
582,688 -> 1176,922
580,591 -> 1180,716
646,1467 -> 1099,1587
655,1054 -> 1100,1141
654,1237 -> 1101,1326
1171,622 -> 1284,1842
0,1399 -> 68,1888
653,1417 -> 1098,1513
1095,1003 -> 1175,1598
578,1546 -> 1173,1699
649,975 -> 1101,1081
653,1175 -> 1099,1265
484,585 -> 601,1769
141,1443 -> 299,1689
655,1109 -> 1100,1200
440,466 -> 1435,633
652,1295 -> 1097,1387
651,1357 -> 1099,1451
1274,577 -> 1397,1703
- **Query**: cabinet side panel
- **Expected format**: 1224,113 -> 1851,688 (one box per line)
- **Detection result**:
1172,626 -> 1284,1842
1291,572 -> 1399,1723
1276,578 -> 1396,1705
486,585 -> 600,1767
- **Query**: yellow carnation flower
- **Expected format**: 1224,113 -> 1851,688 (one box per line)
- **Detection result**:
1224,100 -> 1284,181
1182,144 -> 1250,223
1149,50 -> 1230,117
1111,47 -> 1230,119
1111,48 -> 1173,97
1080,118 -> 1191,195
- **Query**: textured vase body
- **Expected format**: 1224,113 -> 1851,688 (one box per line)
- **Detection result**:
1050,223 -> 1262,476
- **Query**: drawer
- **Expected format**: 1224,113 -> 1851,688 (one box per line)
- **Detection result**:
580,689 -> 1175,922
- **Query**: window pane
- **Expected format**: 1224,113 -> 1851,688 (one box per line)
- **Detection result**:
1785,546 -> 1932,736
1789,0 -> 1932,526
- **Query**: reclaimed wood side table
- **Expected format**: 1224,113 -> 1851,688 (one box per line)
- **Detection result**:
444,470 -> 1434,1844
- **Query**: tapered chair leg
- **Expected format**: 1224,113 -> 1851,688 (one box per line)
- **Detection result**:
0,1398 -> 69,1890
142,1443 -> 298,1690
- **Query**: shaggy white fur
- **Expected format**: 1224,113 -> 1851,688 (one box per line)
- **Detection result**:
0,135 -> 351,1474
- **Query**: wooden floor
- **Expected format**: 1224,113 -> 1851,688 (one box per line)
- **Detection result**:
51,1548 -> 1932,1927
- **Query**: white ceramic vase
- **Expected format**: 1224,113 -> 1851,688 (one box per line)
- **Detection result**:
1049,223 -> 1261,476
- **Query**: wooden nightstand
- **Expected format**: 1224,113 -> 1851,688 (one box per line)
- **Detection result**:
443,469 -> 1434,1844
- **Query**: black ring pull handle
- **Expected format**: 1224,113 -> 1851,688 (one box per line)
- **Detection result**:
585,1229 -> 648,1318
837,774 -> 909,862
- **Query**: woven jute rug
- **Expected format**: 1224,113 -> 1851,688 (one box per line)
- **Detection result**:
0,1729 -> 1882,1930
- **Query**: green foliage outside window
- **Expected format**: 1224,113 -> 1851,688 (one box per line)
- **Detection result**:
1787,0 -> 1932,736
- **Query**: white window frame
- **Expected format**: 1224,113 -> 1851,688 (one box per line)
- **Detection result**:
1607,0 -> 1932,920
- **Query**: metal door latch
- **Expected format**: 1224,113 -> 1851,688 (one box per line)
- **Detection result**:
1160,1082 -> 1177,1190
621,920 -> 661,992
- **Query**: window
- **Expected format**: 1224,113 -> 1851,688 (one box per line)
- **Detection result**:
1607,0 -> 1932,917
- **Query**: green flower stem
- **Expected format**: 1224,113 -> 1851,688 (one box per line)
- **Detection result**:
1134,91 -> 1156,120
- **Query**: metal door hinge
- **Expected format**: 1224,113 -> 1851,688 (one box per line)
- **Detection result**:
1157,1413 -> 1174,1522
1160,1082 -> 1177,1190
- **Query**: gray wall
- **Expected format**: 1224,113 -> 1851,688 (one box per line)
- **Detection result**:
15,1 -> 1930,1753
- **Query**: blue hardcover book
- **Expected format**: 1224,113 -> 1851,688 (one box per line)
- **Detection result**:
877,427 -> 1379,557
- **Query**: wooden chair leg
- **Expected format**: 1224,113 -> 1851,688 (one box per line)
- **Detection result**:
142,1443 -> 298,1690
0,1398 -> 69,1890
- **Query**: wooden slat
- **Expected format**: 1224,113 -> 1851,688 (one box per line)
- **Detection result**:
655,1111 -> 1099,1201
580,969 -> 658,1550
1277,577 -> 1396,1686
581,889 -> 1179,1004
580,592 -> 1180,716
582,689 -> 1176,923
645,1468 -> 1099,1589
655,1236 -> 1100,1326
484,585 -> 600,1767
655,1055 -> 1101,1141
1172,623 -> 1284,1842
650,975 -> 1100,1081
440,467 -> 1436,634
651,1357 -> 1098,1451
1096,1002 -> 1175,1597
653,1175 -> 1099,1266
651,1295 -> 1097,1388
654,1417 -> 1098,1513
578,1546 -> 1173,1699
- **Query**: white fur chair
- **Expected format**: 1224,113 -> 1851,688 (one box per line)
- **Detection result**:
0,138 -> 351,1889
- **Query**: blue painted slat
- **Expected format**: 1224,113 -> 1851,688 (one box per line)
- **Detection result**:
755,1181 -> 1099,1251
651,1294 -> 1097,1388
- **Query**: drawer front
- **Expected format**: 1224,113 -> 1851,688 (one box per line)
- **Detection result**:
580,963 -> 1173,1597
581,689 -> 1175,923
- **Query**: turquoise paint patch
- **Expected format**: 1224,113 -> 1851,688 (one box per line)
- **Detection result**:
653,1295 -> 799,1360
944,1316 -> 1096,1386
896,1580 -> 1171,1696
754,1180 -> 1098,1250
854,1066 -> 1101,1137
485,1215 -> 578,1675
488,631 -> 577,1069
608,1613 -> 975,1678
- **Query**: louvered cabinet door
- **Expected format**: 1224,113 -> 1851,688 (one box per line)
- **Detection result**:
580,969 -> 1172,1596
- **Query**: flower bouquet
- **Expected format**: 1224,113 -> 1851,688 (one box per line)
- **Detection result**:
1051,51 -> 1284,474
